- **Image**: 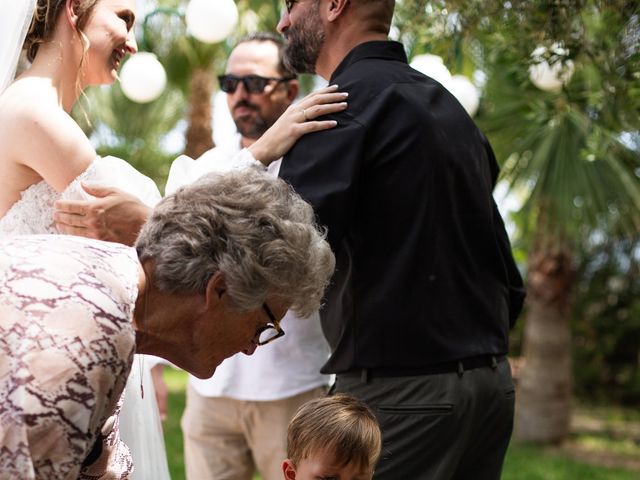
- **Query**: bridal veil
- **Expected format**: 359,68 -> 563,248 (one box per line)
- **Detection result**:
0,0 -> 36,93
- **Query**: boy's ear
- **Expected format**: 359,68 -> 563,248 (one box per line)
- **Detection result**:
282,459 -> 297,480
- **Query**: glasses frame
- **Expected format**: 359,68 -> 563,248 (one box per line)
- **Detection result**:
254,303 -> 285,346
217,74 -> 295,95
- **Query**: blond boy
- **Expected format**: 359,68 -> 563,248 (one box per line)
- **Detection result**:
283,395 -> 382,480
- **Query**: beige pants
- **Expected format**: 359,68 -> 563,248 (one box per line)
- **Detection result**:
181,385 -> 326,480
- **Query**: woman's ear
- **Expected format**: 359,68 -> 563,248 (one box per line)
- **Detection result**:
282,459 -> 297,480
205,272 -> 226,309
65,0 -> 80,28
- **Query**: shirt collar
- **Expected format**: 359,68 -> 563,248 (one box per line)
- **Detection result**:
330,41 -> 408,83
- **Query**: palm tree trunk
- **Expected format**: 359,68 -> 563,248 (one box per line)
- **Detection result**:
184,68 -> 214,158
515,239 -> 576,443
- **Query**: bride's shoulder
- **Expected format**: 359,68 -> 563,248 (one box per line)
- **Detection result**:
1,79 -> 87,138
0,82 -> 96,190
1,90 -> 78,134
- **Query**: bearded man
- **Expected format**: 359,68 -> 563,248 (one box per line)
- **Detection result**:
276,1 -> 526,479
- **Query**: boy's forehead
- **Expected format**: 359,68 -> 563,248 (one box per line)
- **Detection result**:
299,450 -> 373,479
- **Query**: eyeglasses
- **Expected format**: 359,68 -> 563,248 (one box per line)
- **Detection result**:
218,74 -> 295,94
253,302 -> 286,346
285,0 -> 298,13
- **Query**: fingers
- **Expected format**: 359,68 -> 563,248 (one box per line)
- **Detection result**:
298,120 -> 339,134
54,199 -> 90,215
81,182 -> 119,198
53,202 -> 105,234
301,91 -> 349,110
53,210 -> 88,229
306,84 -> 340,95
302,101 -> 348,120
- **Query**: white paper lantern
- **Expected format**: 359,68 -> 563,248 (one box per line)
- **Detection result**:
186,0 -> 238,44
528,44 -> 574,92
120,52 -> 167,103
448,75 -> 480,117
410,53 -> 452,86
410,55 -> 480,117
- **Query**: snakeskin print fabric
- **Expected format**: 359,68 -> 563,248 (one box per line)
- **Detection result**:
0,235 -> 138,479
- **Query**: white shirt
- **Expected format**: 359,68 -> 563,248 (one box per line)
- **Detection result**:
166,137 -> 331,401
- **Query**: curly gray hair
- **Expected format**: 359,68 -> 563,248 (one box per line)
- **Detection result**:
135,168 -> 335,318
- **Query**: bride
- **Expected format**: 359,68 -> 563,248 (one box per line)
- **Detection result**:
0,0 -> 345,477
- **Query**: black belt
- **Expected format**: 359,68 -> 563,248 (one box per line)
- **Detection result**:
341,354 -> 506,381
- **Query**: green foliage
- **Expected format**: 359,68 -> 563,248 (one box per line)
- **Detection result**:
396,1 -> 640,244
477,2 -> 640,242
572,236 -> 640,404
74,83 -> 185,188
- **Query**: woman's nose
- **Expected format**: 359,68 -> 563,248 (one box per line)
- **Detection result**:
125,33 -> 138,54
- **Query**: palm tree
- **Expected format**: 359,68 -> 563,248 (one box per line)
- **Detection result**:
74,77 -> 185,188
478,1 -> 639,443
141,3 -> 224,158
395,0 -> 640,443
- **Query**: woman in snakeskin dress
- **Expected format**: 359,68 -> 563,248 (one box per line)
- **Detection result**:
0,169 -> 335,479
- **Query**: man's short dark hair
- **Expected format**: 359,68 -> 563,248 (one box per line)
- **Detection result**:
236,32 -> 297,78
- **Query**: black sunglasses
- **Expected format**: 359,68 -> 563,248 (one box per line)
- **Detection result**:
218,74 -> 295,94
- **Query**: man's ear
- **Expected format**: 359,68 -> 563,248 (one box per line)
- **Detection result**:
286,79 -> 300,102
326,0 -> 350,22
282,459 -> 297,480
205,272 -> 226,309
65,0 -> 81,28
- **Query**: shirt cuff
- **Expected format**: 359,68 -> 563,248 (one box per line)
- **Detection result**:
234,148 -> 267,171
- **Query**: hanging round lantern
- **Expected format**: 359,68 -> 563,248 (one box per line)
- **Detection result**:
528,44 -> 574,92
448,75 -> 480,117
120,52 -> 167,103
410,53 -> 452,86
185,0 -> 238,44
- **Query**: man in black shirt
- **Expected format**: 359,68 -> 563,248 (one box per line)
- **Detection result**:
277,1 -> 526,478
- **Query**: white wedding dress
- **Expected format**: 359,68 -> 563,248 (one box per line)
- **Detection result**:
0,156 -> 171,480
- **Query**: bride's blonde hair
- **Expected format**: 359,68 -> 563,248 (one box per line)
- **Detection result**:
24,0 -> 99,61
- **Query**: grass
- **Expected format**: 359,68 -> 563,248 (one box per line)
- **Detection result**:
163,367 -> 186,479
502,444 -> 637,480
162,368 -> 640,480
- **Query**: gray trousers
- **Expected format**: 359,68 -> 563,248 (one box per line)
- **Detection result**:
334,359 -> 515,480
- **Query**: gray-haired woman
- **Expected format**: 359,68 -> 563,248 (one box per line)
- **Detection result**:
0,168 -> 335,479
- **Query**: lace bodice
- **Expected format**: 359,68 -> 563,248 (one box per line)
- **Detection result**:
0,156 -> 161,236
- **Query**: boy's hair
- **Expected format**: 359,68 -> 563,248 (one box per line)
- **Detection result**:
287,394 -> 382,471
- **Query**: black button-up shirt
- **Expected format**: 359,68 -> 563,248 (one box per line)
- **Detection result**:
280,41 -> 525,374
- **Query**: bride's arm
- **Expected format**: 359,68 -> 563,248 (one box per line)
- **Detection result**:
8,101 -> 98,192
